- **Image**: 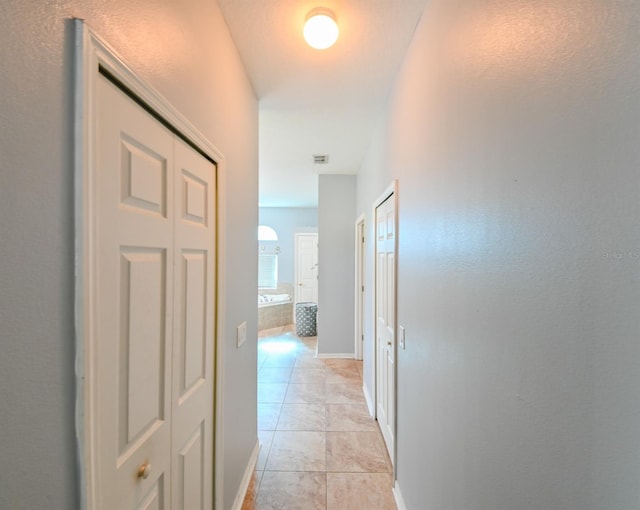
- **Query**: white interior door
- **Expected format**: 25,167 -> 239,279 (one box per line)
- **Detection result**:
295,233 -> 318,305
375,194 -> 396,463
96,75 -> 173,510
171,138 -> 215,510
95,74 -> 214,509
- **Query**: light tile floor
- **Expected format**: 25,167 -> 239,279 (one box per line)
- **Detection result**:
242,326 -> 397,510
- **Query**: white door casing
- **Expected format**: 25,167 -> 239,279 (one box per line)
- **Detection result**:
355,215 -> 365,360
295,233 -> 318,306
75,22 -> 224,510
375,186 -> 397,465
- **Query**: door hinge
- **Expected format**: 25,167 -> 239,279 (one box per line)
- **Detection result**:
361,285 -> 364,292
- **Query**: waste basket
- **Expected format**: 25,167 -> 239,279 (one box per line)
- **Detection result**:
295,302 -> 318,337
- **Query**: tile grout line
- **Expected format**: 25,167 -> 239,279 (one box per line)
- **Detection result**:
256,331 -> 391,509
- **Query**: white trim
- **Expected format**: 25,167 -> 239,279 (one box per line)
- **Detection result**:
315,353 -> 355,359
74,20 -> 92,508
230,439 -> 260,510
393,480 -> 408,510
74,20 -> 226,509
372,180 -> 399,475
362,382 -> 375,417
354,213 -> 365,360
215,149 -> 228,510
373,182 -> 397,208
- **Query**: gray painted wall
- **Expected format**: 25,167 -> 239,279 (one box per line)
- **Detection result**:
358,1 -> 640,508
259,207 -> 318,285
318,175 -> 356,355
0,1 -> 258,509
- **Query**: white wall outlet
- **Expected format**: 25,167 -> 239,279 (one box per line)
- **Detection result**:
237,321 -> 247,347
399,326 -> 406,350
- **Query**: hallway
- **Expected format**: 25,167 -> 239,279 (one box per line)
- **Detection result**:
242,327 -> 396,510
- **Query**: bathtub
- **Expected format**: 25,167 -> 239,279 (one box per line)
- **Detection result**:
258,293 -> 293,330
258,293 -> 292,307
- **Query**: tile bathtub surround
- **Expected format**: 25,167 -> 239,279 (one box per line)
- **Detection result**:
258,283 -> 294,331
244,330 -> 397,510
258,302 -> 294,331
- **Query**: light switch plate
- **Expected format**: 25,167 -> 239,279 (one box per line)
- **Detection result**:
399,326 -> 405,350
237,321 -> 247,347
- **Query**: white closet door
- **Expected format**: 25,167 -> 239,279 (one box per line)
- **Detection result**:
95,74 -> 216,509
96,75 -> 174,509
171,139 -> 215,510
376,194 -> 396,462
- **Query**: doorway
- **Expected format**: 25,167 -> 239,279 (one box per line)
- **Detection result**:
75,22 -> 222,509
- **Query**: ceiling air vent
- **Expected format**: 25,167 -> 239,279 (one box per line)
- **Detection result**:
313,154 -> 329,165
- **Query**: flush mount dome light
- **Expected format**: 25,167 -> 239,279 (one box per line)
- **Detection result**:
304,8 -> 339,50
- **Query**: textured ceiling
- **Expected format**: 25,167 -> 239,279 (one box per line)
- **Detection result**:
217,0 -> 427,207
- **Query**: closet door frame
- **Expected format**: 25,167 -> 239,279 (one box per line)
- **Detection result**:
73,20 -> 226,509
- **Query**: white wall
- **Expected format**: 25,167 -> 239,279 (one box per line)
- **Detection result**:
358,1 -> 640,508
259,207 -> 318,285
318,175 -> 357,355
0,1 -> 258,509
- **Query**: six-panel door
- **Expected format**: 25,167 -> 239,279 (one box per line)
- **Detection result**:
96,75 -> 215,509
375,194 -> 396,462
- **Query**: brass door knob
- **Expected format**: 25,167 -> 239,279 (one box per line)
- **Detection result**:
137,462 -> 151,480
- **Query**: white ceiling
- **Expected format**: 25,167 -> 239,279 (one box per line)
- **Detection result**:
217,0 -> 427,207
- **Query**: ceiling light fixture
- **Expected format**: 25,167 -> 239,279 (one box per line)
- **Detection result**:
303,8 -> 339,50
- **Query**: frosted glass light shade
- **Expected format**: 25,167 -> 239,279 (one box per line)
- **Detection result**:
304,9 -> 339,50
258,225 -> 278,241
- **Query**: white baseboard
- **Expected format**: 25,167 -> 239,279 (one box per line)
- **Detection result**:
362,382 -> 374,416
315,353 -> 355,359
230,439 -> 260,510
393,480 -> 408,510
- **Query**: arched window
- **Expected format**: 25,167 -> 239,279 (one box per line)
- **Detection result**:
258,225 -> 278,241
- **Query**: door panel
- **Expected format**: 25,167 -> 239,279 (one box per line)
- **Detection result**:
118,248 -> 167,455
181,170 -> 208,226
176,422 -> 205,510
375,194 -> 396,463
179,250 -> 207,395
121,136 -> 168,217
97,75 -> 174,510
171,139 -> 215,510
135,477 -> 164,510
